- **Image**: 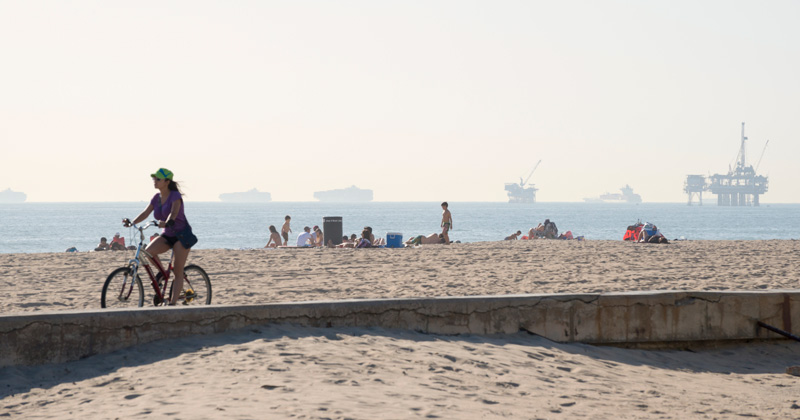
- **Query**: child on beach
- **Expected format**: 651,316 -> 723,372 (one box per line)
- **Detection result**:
266,225 -> 282,248
505,231 -> 522,240
281,215 -> 292,246
441,202 -> 453,244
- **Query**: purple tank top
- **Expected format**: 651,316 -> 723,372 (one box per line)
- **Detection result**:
150,191 -> 189,237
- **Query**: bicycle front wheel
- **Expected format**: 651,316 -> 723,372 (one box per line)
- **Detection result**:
101,267 -> 145,308
180,264 -> 212,306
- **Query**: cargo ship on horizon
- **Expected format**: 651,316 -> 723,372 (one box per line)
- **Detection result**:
313,185 -> 373,202
0,188 -> 26,203
584,185 -> 642,204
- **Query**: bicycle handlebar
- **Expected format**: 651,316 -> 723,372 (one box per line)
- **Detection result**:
124,219 -> 161,231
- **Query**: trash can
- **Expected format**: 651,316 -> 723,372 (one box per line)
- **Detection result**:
323,216 -> 343,246
386,232 -> 403,248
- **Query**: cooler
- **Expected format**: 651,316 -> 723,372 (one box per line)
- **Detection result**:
386,232 -> 403,248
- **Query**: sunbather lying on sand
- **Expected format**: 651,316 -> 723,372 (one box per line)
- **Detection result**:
406,233 -> 445,246
337,235 -> 356,248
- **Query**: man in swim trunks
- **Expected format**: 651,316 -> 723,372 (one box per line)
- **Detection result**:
441,202 -> 452,244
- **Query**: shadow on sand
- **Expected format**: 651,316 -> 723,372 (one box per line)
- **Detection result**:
2,324 -> 797,399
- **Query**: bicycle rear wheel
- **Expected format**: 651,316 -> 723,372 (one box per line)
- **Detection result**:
101,267 -> 144,308
180,264 -> 212,305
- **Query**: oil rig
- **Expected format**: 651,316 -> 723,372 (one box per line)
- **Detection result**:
684,123 -> 768,206
505,160 -> 541,203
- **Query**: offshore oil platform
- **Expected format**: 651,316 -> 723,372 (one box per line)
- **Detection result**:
684,123 -> 769,206
505,160 -> 541,203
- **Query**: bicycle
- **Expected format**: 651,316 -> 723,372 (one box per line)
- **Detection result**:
101,220 -> 212,308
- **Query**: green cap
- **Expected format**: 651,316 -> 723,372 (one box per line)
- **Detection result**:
151,168 -> 174,180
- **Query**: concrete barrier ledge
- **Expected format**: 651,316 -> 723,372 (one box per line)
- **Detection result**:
1,290 -> 798,367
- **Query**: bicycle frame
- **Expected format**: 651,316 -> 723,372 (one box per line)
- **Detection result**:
127,221 -> 176,304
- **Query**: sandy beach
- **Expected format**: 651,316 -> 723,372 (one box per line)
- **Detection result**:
2,240 -> 800,418
2,240 -> 800,315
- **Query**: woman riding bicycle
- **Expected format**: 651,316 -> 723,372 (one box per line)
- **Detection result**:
123,168 -> 197,305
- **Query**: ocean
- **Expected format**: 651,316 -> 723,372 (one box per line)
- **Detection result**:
0,202 -> 798,254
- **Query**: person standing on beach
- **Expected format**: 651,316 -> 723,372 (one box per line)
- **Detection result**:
123,168 -> 197,305
281,215 -> 292,246
441,202 -> 453,244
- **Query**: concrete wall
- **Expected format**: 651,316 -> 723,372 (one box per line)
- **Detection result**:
1,290 -> 798,367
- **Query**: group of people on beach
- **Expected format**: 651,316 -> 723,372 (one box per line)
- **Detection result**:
623,222 -> 669,243
264,216 -> 327,248
94,232 -> 133,251
261,202 -> 455,249
404,202 -> 453,247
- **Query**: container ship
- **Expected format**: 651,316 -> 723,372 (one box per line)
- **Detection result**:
584,185 -> 642,204
313,185 -> 373,202
0,188 -> 26,203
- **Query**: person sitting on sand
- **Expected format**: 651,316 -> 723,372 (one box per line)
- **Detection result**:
363,226 -> 385,246
356,229 -> 372,248
95,237 -> 111,251
266,225 -> 282,248
640,223 -> 668,243
543,219 -> 558,239
528,224 -> 545,239
296,226 -> 314,247
312,225 -> 324,247
405,233 -> 445,246
505,231 -> 522,240
110,232 -> 126,250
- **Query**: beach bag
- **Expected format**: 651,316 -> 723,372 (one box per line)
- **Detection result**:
623,226 -> 637,241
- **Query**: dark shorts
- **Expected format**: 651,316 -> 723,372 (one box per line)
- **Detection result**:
163,225 -> 198,249
162,234 -> 180,247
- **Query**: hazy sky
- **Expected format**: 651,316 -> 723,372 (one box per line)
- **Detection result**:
1,1 -> 798,202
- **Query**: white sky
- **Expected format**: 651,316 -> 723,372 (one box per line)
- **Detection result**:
1,0 -> 798,202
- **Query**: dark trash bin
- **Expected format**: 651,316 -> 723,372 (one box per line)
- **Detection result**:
323,216 -> 343,246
